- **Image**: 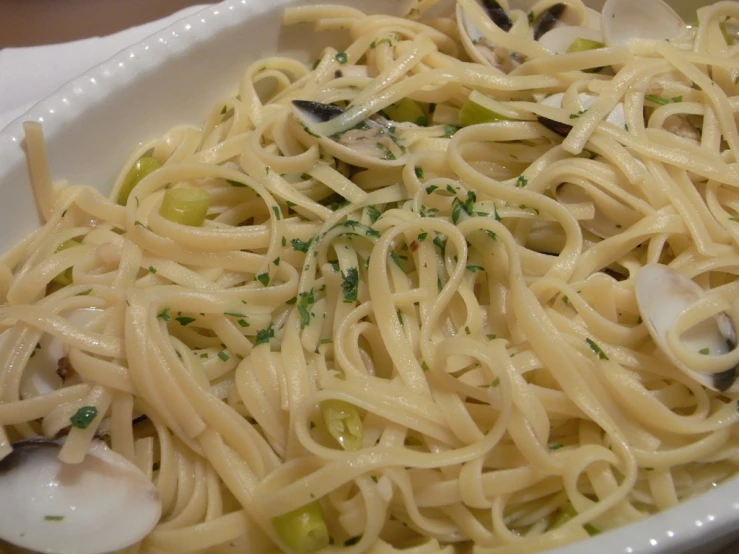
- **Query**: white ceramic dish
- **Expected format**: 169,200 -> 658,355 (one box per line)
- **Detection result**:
0,0 -> 736,553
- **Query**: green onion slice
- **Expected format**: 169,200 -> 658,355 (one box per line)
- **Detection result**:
321,399 -> 363,451
273,501 -> 330,554
118,156 -> 162,205
159,188 -> 211,226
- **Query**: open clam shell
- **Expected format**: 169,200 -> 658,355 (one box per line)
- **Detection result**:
292,100 -> 410,169
602,0 -> 687,47
0,439 -> 161,554
635,264 -> 739,393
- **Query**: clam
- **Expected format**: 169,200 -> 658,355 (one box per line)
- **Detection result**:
0,438 -> 161,554
635,264 -> 739,393
11,309 -> 103,398
601,0 -> 688,47
292,100 -> 410,168
537,92 -> 626,137
555,183 -> 624,239
456,0 -> 523,72
537,25 -> 603,54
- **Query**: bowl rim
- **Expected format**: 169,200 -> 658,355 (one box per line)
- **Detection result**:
0,1 -> 737,553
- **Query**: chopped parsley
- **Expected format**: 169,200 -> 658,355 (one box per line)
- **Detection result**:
217,351 -> 230,362
335,52 -> 348,64
70,406 -> 98,429
415,167 -> 425,179
366,205 -> 382,223
341,267 -> 359,302
699,348 -> 710,355
297,289 -> 316,328
256,273 -> 270,286
644,94 -> 682,105
443,124 -> 460,137
586,338 -> 609,360
466,265 -> 485,272
175,316 -> 196,326
44,515 -> 65,522
291,237 -> 312,253
515,175 -> 528,187
148,266 -> 157,274
255,327 -> 275,345
157,307 -> 171,321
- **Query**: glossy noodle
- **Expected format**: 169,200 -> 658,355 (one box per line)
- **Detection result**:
2,0 -> 739,553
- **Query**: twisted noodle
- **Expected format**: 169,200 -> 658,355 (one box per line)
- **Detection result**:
2,0 -> 739,552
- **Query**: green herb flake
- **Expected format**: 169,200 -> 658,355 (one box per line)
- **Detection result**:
548,443 -> 564,451
157,307 -> 171,322
515,175 -> 528,188
644,94 -> 682,105
291,237 -> 312,253
443,124 -> 460,137
415,167 -> 425,179
256,273 -> 270,286
217,351 -> 230,362
366,205 -> 382,223
341,267 -> 360,302
699,347 -> 710,355
425,184 -> 438,194
297,289 -> 316,328
417,232 -> 428,242
255,327 -> 275,346
466,265 -> 485,272
335,52 -> 348,64
70,406 -> 98,429
272,206 -> 281,220
586,338 -> 609,360
390,251 -> 406,272
44,515 -> 65,522
273,257 -> 281,266
176,316 -> 196,326
148,266 -> 157,274
75,289 -> 93,296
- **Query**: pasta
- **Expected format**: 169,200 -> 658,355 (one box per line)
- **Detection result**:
2,0 -> 739,552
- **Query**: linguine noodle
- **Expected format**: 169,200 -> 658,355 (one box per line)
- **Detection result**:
2,0 -> 739,552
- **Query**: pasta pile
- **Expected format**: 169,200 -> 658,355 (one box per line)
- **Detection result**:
2,0 -> 739,552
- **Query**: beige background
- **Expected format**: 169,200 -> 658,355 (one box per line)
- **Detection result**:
0,0 -> 217,47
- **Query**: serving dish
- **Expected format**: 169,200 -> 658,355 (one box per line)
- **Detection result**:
0,0 -> 737,553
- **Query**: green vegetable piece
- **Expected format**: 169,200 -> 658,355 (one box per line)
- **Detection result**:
566,37 -> 604,53
118,156 -> 161,205
321,399 -> 363,451
159,188 -> 210,226
53,239 -> 81,286
70,406 -> 98,429
382,98 -> 426,124
459,99 -> 507,127
273,501 -> 330,554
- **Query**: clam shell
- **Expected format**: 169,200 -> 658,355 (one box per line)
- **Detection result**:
601,0 -> 686,47
635,264 -> 738,392
0,439 -> 161,554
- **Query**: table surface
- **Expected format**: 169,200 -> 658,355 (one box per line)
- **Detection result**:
0,1 -> 738,553
0,0 -> 217,48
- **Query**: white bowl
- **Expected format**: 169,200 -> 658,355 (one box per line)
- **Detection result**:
0,1 -> 736,553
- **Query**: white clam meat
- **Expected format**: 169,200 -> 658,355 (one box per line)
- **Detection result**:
292,100 -> 411,169
9,308 -> 103,398
601,0 -> 687,47
635,264 -> 739,393
0,439 -> 161,554
540,92 -> 626,128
